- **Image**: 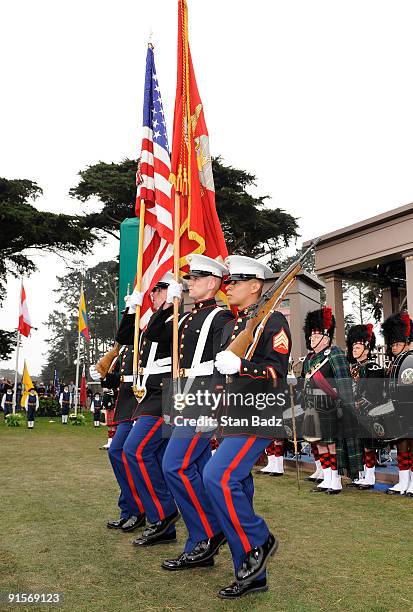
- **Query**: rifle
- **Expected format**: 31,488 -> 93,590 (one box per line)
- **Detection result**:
227,239 -> 320,360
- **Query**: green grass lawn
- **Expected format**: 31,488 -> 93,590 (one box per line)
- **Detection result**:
1,415 -> 412,612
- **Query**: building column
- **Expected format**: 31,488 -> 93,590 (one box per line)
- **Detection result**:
381,287 -> 393,320
403,252 -> 413,312
320,274 -> 345,348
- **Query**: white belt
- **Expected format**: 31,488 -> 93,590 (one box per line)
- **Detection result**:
306,387 -> 337,396
179,360 -> 214,377
121,361 -> 171,383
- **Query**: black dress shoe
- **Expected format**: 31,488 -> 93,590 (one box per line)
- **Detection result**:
358,484 -> 374,490
121,513 -> 146,532
138,511 -> 180,540
107,517 -> 128,529
235,533 -> 278,583
186,531 -> 227,563
218,578 -> 268,599
133,530 -> 177,547
269,472 -> 284,477
310,486 -> 328,493
325,488 -> 341,495
161,552 -> 215,571
385,488 -> 401,495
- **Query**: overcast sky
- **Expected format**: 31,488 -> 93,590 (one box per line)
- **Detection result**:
2,0 -> 413,376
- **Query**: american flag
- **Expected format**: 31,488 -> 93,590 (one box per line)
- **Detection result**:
136,45 -> 174,329
53,368 -> 59,399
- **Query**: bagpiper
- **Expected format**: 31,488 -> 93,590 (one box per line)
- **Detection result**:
203,255 -> 291,599
302,307 -> 363,494
100,389 -> 116,450
347,323 -> 384,489
145,255 -> 234,572
381,311 -> 413,496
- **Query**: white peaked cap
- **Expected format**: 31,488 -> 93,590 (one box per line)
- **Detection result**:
225,255 -> 273,280
156,271 -> 175,285
184,254 -> 229,278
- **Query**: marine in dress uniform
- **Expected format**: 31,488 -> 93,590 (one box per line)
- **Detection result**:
25,388 -> 39,428
381,311 -> 413,496
1,387 -> 14,418
90,331 -> 146,533
347,324 -> 384,489
302,308 -> 363,494
90,393 -> 103,427
59,386 -> 71,424
145,255 -> 234,571
120,273 -> 181,547
203,255 -> 291,599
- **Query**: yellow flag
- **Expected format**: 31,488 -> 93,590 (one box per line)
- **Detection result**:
78,287 -> 90,342
21,360 -> 37,407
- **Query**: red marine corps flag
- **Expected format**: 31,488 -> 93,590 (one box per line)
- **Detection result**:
170,0 -> 228,272
169,0 -> 229,378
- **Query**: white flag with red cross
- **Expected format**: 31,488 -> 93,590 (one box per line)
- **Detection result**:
18,283 -> 32,338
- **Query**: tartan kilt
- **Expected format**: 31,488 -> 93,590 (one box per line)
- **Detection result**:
302,396 -> 337,442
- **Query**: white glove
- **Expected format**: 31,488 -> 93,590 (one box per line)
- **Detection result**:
195,417 -> 218,433
287,374 -> 298,387
90,406 -> 95,413
166,280 -> 183,304
215,351 -> 241,375
89,365 -> 101,381
127,290 -> 144,314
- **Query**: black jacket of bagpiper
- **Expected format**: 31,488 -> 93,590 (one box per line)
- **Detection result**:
302,346 -> 357,442
102,392 -> 114,411
350,360 -> 385,413
218,308 -> 291,436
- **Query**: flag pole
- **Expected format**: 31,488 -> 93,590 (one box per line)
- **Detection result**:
12,332 -> 21,414
13,277 -> 23,414
172,189 -> 181,382
172,0 -> 191,387
74,281 -> 82,417
132,199 -> 146,399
